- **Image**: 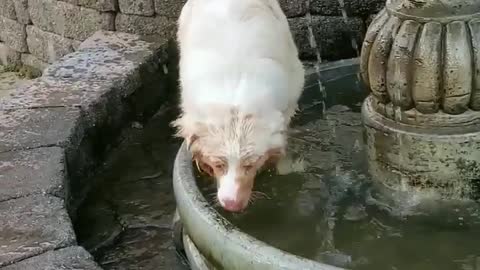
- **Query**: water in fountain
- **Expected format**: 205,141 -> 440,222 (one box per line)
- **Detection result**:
291,0 -> 364,257
197,72 -> 480,270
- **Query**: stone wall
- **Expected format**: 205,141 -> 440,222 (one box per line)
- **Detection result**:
0,0 -> 384,71
282,0 -> 384,61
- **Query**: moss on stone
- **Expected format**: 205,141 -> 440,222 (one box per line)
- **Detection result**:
0,64 -> 42,79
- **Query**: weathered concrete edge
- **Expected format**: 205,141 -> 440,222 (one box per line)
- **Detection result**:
0,31 -> 176,269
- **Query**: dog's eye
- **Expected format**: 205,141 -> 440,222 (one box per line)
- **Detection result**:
214,164 -> 225,170
243,165 -> 253,171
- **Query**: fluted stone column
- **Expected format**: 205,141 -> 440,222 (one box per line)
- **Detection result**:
361,0 -> 480,199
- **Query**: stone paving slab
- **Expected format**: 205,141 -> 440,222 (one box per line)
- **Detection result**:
0,147 -> 65,201
0,195 -> 75,267
42,47 -> 143,88
0,107 -> 81,152
1,246 -> 101,270
2,30 -> 167,109
1,79 -> 111,109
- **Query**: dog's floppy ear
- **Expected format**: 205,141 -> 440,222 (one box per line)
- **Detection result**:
186,134 -> 199,151
171,115 -> 208,151
265,147 -> 285,165
185,122 -> 209,151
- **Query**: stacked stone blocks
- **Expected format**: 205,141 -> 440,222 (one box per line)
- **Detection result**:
0,0 -> 384,72
0,0 -> 181,71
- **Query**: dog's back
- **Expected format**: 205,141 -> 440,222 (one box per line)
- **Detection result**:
177,0 -> 304,118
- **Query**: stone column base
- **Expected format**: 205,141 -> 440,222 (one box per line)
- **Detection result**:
362,96 -> 480,200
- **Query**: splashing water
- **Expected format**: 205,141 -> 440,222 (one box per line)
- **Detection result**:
305,0 -> 326,117
336,0 -> 360,56
300,0 -> 364,256
335,0 -> 365,93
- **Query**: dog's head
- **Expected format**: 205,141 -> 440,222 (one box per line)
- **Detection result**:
173,108 -> 286,212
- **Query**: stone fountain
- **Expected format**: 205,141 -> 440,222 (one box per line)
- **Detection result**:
361,0 -> 480,199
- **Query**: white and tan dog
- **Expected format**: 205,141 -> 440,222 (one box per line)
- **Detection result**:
173,0 -> 305,212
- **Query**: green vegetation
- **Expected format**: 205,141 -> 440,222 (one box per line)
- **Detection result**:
0,64 -> 42,79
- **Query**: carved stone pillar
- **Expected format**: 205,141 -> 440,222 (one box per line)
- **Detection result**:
361,0 -> 480,199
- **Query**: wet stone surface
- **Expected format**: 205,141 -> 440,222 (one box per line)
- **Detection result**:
0,107 -> 81,152
1,246 -> 102,270
0,79 -> 112,110
42,48 -> 137,93
0,195 -> 75,267
0,147 -> 65,201
75,110 -> 189,270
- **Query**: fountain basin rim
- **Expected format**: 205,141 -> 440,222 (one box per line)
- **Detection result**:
173,143 -> 346,270
183,232 -> 213,270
